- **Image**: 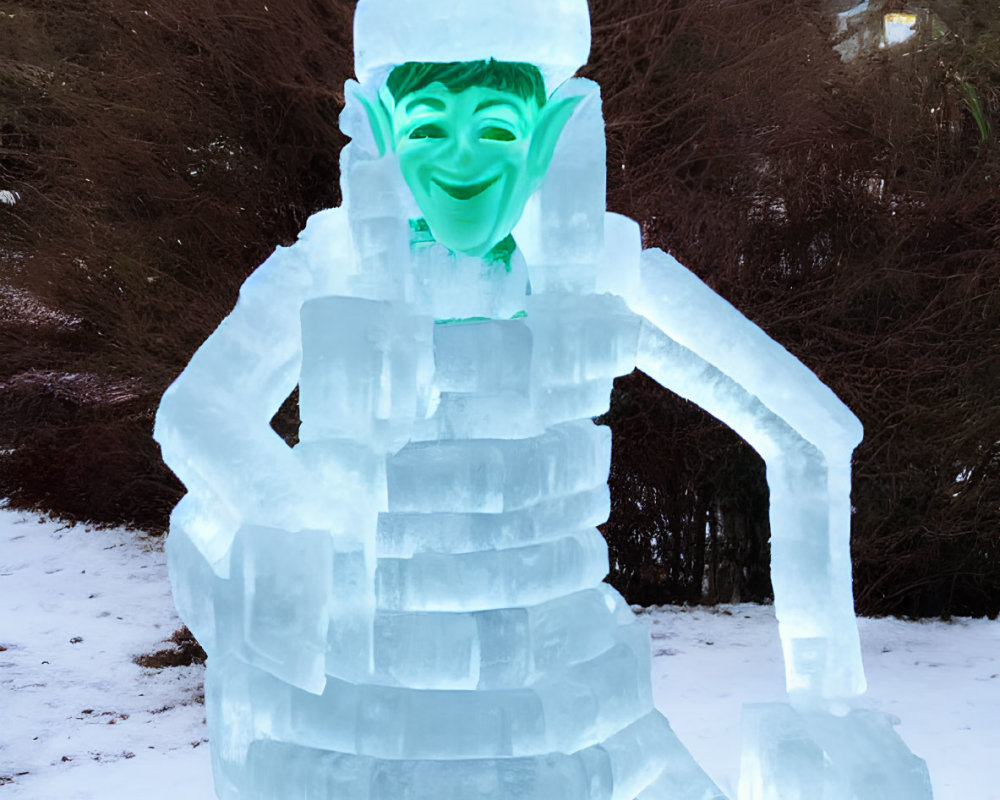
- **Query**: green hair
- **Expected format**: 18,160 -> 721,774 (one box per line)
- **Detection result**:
385,60 -> 547,107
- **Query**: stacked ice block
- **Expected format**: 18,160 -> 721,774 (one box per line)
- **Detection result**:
195,291 -> 726,797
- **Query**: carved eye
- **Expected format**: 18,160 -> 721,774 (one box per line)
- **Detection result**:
480,126 -> 517,142
409,124 -> 447,140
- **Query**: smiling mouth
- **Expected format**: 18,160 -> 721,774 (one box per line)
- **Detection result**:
434,175 -> 500,200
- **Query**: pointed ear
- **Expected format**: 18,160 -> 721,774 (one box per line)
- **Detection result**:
353,87 -> 394,157
527,95 -> 583,185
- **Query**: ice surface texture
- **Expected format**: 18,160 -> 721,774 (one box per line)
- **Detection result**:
739,704 -> 933,800
154,2 -> 877,797
354,0 -> 591,95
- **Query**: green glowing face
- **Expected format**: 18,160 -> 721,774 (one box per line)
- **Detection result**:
359,69 -> 579,258
391,84 -> 538,257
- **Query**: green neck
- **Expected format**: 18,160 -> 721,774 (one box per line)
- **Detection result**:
409,218 -> 516,272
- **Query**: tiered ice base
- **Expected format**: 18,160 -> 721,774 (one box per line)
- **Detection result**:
206,641 -> 722,800
168,309 -> 727,799
169,421 -> 725,798
209,708 -> 720,800
193,515 -> 724,799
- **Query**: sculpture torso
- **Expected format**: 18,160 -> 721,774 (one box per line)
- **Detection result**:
296,272 -> 642,623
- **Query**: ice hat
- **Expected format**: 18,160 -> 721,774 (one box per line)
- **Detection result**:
353,0 -> 591,96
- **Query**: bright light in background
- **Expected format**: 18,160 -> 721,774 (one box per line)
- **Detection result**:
0,189 -> 20,205
884,12 -> 917,45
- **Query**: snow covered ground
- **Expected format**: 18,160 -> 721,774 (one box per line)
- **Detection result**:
1,506 -> 996,799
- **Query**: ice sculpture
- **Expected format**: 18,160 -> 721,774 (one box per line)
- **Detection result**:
154,1 -> 931,798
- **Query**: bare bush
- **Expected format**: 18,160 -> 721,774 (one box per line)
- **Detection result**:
1,0 -> 997,616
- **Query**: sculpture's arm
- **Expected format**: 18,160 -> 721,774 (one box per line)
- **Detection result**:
154,210 -> 364,565
626,248 -> 862,457
155,242 -> 328,532
155,209 -> 386,692
622,246 -> 866,704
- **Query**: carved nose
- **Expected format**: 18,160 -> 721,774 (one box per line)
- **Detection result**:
444,133 -> 478,171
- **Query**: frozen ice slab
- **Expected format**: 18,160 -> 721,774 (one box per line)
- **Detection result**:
217,710 -> 681,800
513,80 -> 606,271
433,318 -> 532,394
170,517 -> 376,692
370,606 -> 482,689
229,525 -> 336,693
369,587 -> 619,690
415,292 -> 639,437
375,527 -> 609,612
376,484 -> 609,556
293,438 -> 386,507
415,317 -> 537,439
625,716 -> 728,800
299,295 -> 434,449
386,420 -> 611,513
353,0 -> 591,95
203,525 -> 372,693
527,292 -> 640,387
211,624 -> 653,762
419,389 -> 541,440
518,584 -> 624,681
638,757 -> 728,800
349,215 -> 411,292
164,495 -> 226,651
410,240 -> 533,322
532,621 -> 654,753
532,377 -> 619,429
738,703 -> 933,800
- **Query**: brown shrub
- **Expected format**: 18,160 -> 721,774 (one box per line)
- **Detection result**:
1,0 -> 997,616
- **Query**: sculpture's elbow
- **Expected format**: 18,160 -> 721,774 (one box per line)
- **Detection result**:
153,383 -> 189,470
153,377 -> 215,474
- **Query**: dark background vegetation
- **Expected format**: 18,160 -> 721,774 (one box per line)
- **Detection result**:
1,0 -> 997,618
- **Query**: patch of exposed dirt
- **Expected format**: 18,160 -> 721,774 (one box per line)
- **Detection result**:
134,626 -> 206,669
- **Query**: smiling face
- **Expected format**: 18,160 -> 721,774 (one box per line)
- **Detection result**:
391,84 -> 539,257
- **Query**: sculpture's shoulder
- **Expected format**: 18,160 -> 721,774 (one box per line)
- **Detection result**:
595,211 -> 701,307
581,211 -> 642,301
239,207 -> 354,304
